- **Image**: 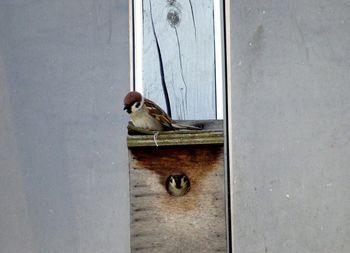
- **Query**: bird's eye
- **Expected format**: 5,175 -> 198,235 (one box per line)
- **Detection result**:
169,177 -> 174,184
135,102 -> 141,108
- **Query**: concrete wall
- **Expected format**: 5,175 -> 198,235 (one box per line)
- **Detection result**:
230,0 -> 350,252
0,1 -> 130,252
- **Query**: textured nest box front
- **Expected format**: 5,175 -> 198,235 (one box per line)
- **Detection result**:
127,120 -> 227,253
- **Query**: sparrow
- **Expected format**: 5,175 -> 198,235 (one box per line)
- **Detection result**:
123,91 -> 201,131
165,174 -> 191,197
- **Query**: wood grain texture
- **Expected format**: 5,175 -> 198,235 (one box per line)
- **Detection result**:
142,0 -> 216,120
127,131 -> 223,147
129,145 -> 226,252
127,120 -> 224,147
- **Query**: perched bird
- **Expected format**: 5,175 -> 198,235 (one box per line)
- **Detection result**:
123,91 -> 201,131
165,174 -> 191,197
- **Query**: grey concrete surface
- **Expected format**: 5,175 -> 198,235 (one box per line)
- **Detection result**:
230,0 -> 350,252
0,1 -> 130,252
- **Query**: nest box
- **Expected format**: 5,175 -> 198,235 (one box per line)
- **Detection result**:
127,120 -> 227,252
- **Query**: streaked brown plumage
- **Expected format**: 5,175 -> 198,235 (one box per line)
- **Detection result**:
123,91 -> 201,131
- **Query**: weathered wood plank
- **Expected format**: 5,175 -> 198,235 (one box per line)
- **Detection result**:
142,0 -> 216,120
127,131 -> 223,147
127,120 -> 224,147
129,145 -> 226,253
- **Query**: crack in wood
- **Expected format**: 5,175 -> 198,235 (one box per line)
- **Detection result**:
149,0 -> 172,117
132,217 -> 154,223
133,192 -> 161,198
133,247 -> 162,252
133,184 -> 149,188
133,207 -> 151,212
131,232 -> 155,238
188,0 -> 197,39
175,27 -> 188,116
131,245 -> 162,251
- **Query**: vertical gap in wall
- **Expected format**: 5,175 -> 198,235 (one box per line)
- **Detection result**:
129,0 -> 135,90
221,0 -> 233,252
214,0 -> 224,120
134,0 -> 143,92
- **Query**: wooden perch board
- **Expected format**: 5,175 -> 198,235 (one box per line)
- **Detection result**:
128,120 -> 226,252
127,120 -> 224,147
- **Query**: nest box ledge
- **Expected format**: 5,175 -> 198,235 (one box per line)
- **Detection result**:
127,120 -> 224,147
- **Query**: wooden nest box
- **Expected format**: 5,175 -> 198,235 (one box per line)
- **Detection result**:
127,120 -> 227,252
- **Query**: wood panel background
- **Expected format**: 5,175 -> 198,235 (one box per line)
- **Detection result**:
141,0 -> 217,120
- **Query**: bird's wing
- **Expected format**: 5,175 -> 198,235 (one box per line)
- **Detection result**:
144,98 -> 174,129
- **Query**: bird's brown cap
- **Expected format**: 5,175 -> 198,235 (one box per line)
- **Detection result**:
123,91 -> 142,109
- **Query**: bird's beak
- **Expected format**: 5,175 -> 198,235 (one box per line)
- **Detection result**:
124,105 -> 132,114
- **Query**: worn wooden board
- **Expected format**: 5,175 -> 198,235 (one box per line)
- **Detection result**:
129,145 -> 226,252
127,120 -> 224,147
141,0 -> 216,120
